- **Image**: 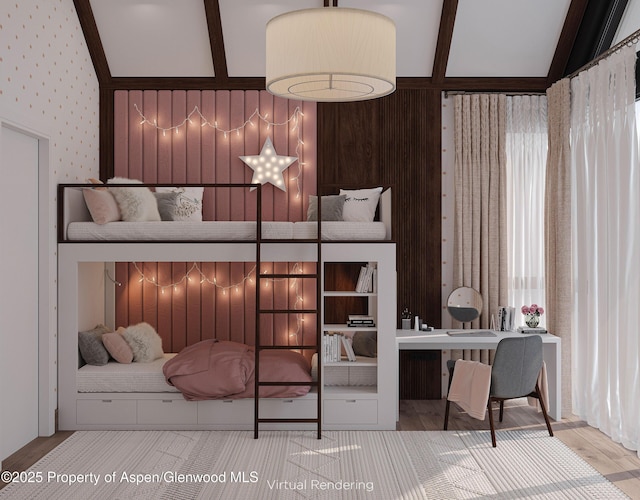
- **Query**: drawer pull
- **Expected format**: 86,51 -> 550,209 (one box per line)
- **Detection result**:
162,400 -> 173,403
346,400 -> 357,403
101,399 -> 112,403
223,400 -> 233,403
283,400 -> 294,404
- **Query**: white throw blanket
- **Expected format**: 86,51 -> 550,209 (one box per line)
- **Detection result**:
447,359 -> 492,420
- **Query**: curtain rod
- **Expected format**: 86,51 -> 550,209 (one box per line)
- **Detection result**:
443,91 -> 546,98
567,27 -> 640,79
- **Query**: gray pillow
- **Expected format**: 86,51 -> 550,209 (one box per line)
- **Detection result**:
307,195 -> 346,221
154,192 -> 181,221
78,324 -> 112,366
352,331 -> 377,357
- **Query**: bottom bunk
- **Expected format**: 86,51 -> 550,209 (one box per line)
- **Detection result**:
67,338 -> 317,431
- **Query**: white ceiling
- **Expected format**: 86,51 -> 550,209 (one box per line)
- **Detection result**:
90,0 -> 215,77
614,0 -> 640,45
88,0 -> 640,80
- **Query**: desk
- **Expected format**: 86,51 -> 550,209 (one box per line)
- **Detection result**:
396,330 -> 561,421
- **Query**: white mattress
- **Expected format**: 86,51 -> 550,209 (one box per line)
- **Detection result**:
66,221 -> 387,241
77,354 -> 180,393
67,221 -> 294,241
293,221 -> 387,240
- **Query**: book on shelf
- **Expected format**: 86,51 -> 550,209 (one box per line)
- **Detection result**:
348,314 -> 374,321
340,335 -> 357,361
355,266 -> 367,293
347,315 -> 375,327
323,332 -> 349,362
354,263 -> 376,293
347,320 -> 375,327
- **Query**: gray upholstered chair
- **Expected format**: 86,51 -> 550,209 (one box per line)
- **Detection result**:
444,336 -> 554,447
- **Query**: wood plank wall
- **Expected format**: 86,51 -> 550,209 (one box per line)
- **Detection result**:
318,89 -> 442,328
111,90 -> 317,351
109,88 -> 443,353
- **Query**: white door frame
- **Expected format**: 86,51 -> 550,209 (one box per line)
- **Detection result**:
0,118 -> 54,438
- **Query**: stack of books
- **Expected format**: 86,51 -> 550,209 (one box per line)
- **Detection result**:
347,314 -> 375,328
517,326 -> 547,334
355,263 -> 377,293
323,332 -> 356,362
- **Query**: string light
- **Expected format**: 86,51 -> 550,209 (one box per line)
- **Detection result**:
133,103 -> 306,197
116,262 -> 307,341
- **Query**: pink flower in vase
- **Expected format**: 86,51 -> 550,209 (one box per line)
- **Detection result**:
521,305 -> 530,315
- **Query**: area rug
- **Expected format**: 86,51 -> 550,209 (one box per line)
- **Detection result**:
0,430 -> 627,499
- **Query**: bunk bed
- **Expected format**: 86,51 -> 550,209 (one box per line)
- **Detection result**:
57,183 -> 396,433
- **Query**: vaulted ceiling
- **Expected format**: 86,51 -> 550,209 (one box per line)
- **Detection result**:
74,0 -> 639,94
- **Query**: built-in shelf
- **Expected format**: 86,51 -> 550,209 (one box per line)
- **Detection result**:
323,324 -> 377,332
324,356 -> 378,367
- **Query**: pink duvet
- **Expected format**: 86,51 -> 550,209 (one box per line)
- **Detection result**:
163,339 -> 312,401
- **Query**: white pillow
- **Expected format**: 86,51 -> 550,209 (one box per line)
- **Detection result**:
339,187 -> 383,222
121,322 -> 164,363
155,186 -> 204,221
106,177 -> 161,222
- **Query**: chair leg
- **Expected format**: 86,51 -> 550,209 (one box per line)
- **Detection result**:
499,400 -> 504,422
444,399 -> 451,430
487,398 -> 497,447
536,382 -> 554,437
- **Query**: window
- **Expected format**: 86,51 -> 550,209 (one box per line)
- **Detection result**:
505,96 -> 548,326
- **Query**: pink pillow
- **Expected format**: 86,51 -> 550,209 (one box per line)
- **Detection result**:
83,188 -> 121,224
102,331 -> 133,363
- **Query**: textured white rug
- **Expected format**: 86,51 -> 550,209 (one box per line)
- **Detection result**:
0,430 -> 627,499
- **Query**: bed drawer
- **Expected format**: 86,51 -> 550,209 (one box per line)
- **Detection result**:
259,398 -> 317,419
323,399 -> 378,425
138,399 -> 197,425
77,399 -> 136,425
197,399 -> 253,425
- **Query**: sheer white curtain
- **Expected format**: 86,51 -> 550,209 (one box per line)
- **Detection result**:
506,96 -> 548,327
571,44 -> 640,454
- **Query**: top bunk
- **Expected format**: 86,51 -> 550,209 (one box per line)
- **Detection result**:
58,182 -> 393,244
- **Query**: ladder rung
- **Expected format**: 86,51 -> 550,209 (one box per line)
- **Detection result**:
259,308 -> 317,314
258,381 -> 318,387
256,345 -> 318,350
258,273 -> 318,279
258,418 -> 319,424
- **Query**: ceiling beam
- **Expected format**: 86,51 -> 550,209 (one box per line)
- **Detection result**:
440,77 -> 549,93
106,77 -> 266,91
547,0 -> 589,84
204,0 -> 229,82
73,0 -> 111,86
431,0 -> 458,84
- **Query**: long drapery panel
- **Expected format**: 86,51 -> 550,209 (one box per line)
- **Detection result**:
453,94 -> 508,363
545,78 -> 572,417
571,44 -> 640,454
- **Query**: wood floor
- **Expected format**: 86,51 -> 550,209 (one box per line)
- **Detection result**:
2,400 -> 639,498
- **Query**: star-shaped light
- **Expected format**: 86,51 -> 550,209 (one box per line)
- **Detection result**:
239,137 -> 297,192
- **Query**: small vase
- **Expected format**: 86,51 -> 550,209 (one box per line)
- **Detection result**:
525,314 -> 539,328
